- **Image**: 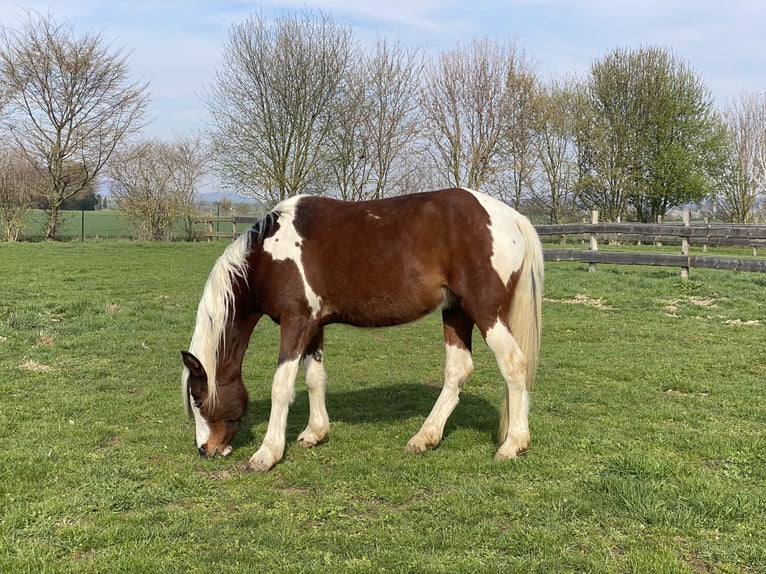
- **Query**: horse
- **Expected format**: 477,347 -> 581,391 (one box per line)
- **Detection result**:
181,187 -> 544,472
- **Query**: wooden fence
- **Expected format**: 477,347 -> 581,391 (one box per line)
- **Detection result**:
538,210 -> 766,274
198,215 -> 260,240
198,211 -> 766,275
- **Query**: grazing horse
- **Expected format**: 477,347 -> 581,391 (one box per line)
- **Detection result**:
181,187 -> 543,472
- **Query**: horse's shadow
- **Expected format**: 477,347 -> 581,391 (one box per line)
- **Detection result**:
233,382 -> 499,451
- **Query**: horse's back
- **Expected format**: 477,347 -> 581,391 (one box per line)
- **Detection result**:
265,188 -> 530,327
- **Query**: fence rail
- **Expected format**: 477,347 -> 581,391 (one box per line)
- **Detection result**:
536,222 -> 766,240
197,215 -> 260,240
198,211 -> 766,274
537,210 -> 766,274
542,249 -> 766,273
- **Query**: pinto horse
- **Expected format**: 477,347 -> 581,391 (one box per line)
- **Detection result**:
181,187 -> 543,471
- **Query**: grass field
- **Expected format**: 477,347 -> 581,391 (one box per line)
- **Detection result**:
0,241 -> 764,573
20,208 -> 255,241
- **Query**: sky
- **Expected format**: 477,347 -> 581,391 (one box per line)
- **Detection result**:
1,0 -> 765,141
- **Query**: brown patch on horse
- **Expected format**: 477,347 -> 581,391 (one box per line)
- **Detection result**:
292,189 -> 509,333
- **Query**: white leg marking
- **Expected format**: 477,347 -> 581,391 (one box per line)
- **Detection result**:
297,351 -> 330,447
248,358 -> 301,471
406,344 -> 473,453
485,320 -> 530,459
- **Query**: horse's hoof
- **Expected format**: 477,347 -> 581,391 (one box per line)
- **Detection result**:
246,460 -> 272,472
404,441 -> 428,454
246,452 -> 276,472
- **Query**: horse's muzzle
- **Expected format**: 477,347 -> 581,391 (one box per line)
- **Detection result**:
197,444 -> 233,457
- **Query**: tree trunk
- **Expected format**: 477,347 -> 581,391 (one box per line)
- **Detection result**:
45,204 -> 60,240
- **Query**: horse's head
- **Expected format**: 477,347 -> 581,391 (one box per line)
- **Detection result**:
181,351 -> 248,457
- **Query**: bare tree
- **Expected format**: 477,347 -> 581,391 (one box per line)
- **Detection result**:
0,12 -> 149,239
206,10 -> 354,205
529,77 -> 580,222
0,146 -> 43,241
492,68 -> 539,209
717,92 -> 766,223
109,138 -> 207,240
173,136 -> 210,240
419,37 -> 537,191
328,38 -> 422,200
327,56 -> 370,200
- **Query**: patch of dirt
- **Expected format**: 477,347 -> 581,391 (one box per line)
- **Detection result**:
544,294 -> 613,310
664,388 -> 709,398
659,296 -> 759,325
661,296 -> 717,317
20,360 -> 52,372
38,331 -> 55,346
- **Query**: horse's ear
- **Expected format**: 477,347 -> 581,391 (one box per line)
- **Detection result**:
181,351 -> 206,379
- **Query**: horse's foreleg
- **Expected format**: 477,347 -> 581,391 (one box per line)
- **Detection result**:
406,308 -> 474,453
248,317 -> 313,472
297,330 -> 329,447
485,320 -> 530,460
247,357 -> 301,472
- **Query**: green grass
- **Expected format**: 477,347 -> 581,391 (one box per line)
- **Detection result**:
20,209 -> 242,241
22,210 -> 135,240
1,242 -> 764,573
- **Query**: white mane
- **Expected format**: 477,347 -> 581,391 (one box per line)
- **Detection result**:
182,231 -> 251,415
181,198 -> 304,415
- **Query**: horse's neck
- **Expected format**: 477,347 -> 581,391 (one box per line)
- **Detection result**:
218,314 -> 261,375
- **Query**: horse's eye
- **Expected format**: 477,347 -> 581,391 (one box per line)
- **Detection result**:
193,400 -> 203,409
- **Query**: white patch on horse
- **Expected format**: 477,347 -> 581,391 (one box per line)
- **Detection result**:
263,197 -> 322,317
191,402 -> 211,449
463,188 -> 525,285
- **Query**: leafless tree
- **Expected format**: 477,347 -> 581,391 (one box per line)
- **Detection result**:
419,37 -> 538,192
206,9 -> 354,205
717,92 -> 766,223
328,38 -> 422,200
0,146 -> 43,241
529,77 -> 580,222
173,136 -> 210,240
491,70 -> 539,209
0,12 -> 149,239
109,137 -> 208,240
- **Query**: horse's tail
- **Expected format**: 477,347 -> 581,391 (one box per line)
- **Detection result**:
499,213 -> 544,443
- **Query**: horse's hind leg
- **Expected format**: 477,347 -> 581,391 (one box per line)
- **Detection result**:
484,319 -> 530,459
297,329 -> 330,447
406,308 -> 474,453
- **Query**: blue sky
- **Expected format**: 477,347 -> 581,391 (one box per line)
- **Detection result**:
2,0 -> 765,140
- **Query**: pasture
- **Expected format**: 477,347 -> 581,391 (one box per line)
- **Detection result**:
0,241 -> 764,573
20,207 -> 255,241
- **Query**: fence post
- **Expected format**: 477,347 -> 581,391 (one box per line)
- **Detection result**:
655,214 -> 663,246
681,209 -> 690,279
703,215 -> 708,252
589,210 -> 599,273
